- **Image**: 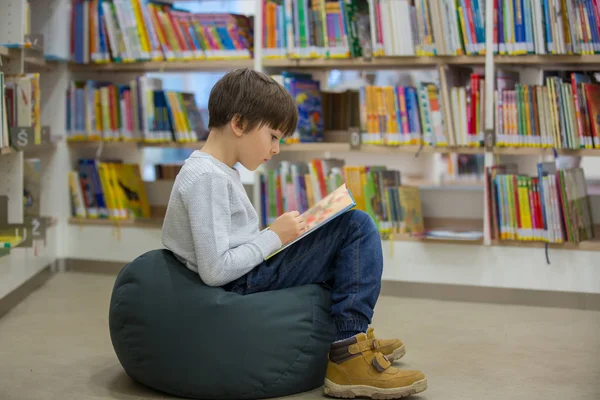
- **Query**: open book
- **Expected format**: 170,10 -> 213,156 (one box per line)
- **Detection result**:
267,183 -> 356,259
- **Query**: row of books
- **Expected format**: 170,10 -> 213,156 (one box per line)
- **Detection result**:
64,68 -> 600,150
71,0 -> 253,63
262,0 -> 358,59
337,68 -> 600,149
1,73 -> 42,149
70,0 -> 600,64
68,159 -> 151,220
66,77 -> 208,142
486,162 -> 595,244
496,71 -> 600,149
259,158 -> 425,237
263,0 -> 600,59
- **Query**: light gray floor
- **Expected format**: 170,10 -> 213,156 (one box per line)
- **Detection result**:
1,272 -> 599,400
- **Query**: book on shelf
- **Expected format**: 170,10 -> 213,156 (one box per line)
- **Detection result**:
486,161 -> 596,244
0,235 -> 23,249
1,73 -> 8,150
495,70 -> 600,149
266,183 -> 357,258
272,72 -> 325,143
69,159 -> 151,221
1,73 -> 42,147
70,0 -> 254,64
260,158 -> 426,239
65,77 -> 208,142
154,163 -> 183,180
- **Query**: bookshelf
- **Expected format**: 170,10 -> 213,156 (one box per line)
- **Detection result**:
65,138 -> 600,157
66,55 -> 600,74
1,0 -> 599,306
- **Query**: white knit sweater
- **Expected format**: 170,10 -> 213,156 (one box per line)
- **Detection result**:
161,151 -> 282,286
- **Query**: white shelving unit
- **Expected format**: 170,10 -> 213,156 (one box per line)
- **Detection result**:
1,0 -> 600,307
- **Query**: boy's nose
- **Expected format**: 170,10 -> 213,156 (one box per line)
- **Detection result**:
272,143 -> 280,155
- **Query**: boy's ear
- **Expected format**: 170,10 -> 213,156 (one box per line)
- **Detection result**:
231,115 -> 245,137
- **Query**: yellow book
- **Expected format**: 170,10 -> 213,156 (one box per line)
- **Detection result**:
109,163 -> 129,220
304,174 -> 315,209
384,87 -> 398,145
176,93 -> 193,140
560,0 -> 573,53
376,86 -> 385,145
342,166 -> 366,212
518,176 -> 533,240
116,164 -> 151,219
131,0 -> 152,59
97,163 -> 118,220
398,186 -> 424,236
457,6 -> 470,54
68,171 -> 87,218
166,91 -> 188,141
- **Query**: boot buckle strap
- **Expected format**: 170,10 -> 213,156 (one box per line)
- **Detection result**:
372,353 -> 391,372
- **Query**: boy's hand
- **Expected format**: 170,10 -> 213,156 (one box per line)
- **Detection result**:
270,211 -> 307,245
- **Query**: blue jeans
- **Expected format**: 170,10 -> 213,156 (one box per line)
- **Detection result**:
223,210 -> 383,337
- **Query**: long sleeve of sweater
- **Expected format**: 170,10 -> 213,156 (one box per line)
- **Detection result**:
178,174 -> 282,286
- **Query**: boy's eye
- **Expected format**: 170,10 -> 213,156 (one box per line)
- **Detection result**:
272,135 -> 278,140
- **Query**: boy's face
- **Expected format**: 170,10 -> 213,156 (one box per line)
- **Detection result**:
237,124 -> 283,171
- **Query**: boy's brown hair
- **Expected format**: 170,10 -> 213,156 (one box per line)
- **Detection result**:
208,68 -> 298,137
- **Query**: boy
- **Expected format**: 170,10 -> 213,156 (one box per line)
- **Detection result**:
161,68 -> 427,398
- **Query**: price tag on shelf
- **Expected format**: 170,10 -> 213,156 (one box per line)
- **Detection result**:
349,127 -> 361,151
23,34 -> 44,52
41,126 -> 51,144
484,129 -> 495,151
9,127 -> 36,150
20,216 -> 48,248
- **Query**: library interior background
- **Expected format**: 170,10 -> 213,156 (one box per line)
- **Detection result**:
1,0 -> 599,399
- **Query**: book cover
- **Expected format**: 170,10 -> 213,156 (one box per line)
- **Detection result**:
267,183 -> 356,259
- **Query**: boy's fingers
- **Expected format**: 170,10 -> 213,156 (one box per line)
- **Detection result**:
288,211 -> 300,217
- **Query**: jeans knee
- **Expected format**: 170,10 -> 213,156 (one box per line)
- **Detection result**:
349,210 -> 378,233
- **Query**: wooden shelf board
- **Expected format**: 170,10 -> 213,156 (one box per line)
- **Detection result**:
494,54 -> 600,65
68,59 -> 254,73
264,55 -> 486,69
491,238 -> 600,251
69,217 -> 163,228
390,235 -> 484,245
280,142 -> 350,152
67,140 -> 489,154
493,147 -> 600,156
65,139 -> 600,157
63,55 -> 600,74
0,46 -> 51,70
1,142 -> 58,155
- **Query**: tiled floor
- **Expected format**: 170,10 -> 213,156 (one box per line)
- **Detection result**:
1,272 -> 600,400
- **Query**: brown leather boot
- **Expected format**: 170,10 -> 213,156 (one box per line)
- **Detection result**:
324,332 -> 427,399
366,327 -> 406,362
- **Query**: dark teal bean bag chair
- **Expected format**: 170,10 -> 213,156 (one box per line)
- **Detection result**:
109,249 -> 335,399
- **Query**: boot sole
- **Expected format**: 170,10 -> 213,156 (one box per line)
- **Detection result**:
386,345 -> 406,362
323,377 -> 427,399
